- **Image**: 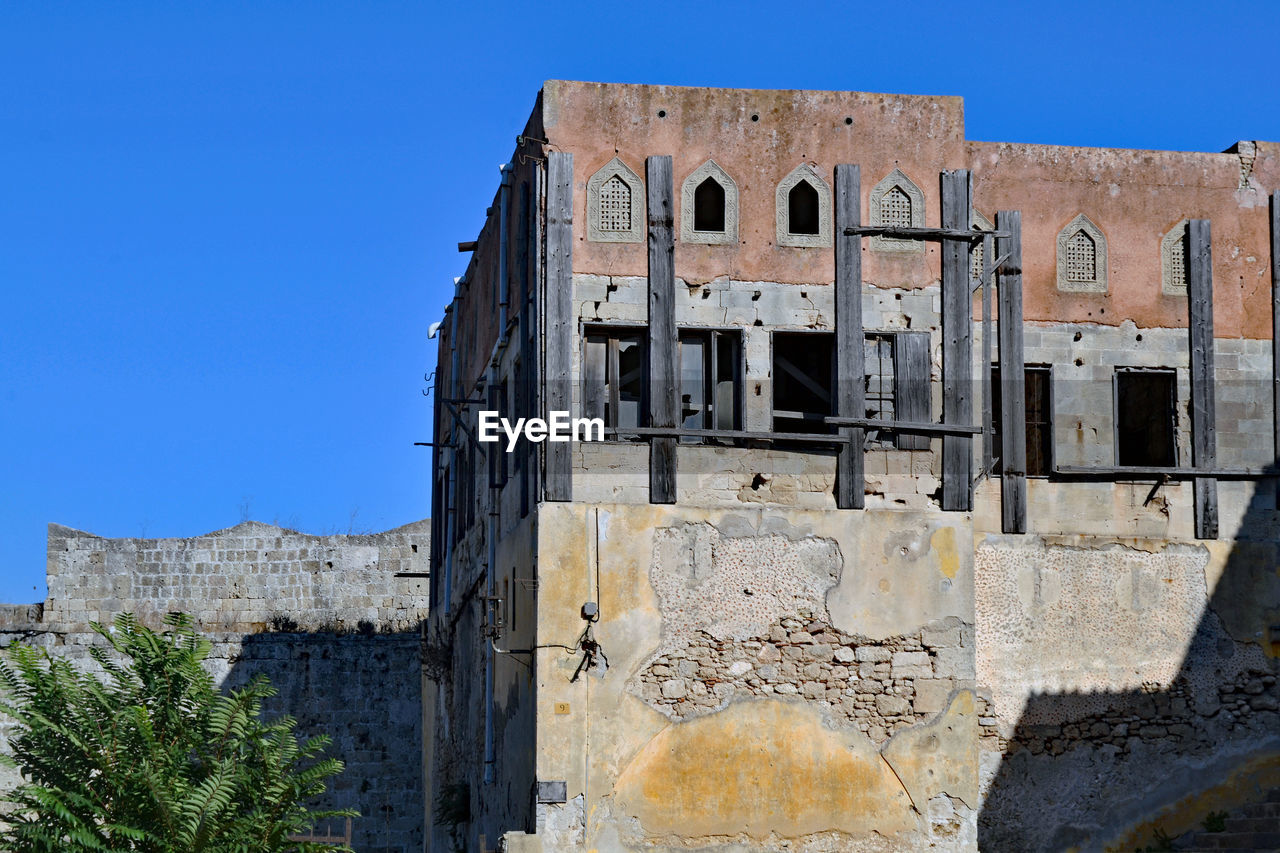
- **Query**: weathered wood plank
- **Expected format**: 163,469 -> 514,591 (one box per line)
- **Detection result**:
834,164 -> 864,508
543,151 -> 574,501
894,331 -> 931,450
647,155 -> 677,504
996,210 -> 1027,533
1272,192 -> 1280,506
981,231 -> 995,475
941,170 -> 973,511
1188,218 -> 1218,539
844,225 -> 1008,240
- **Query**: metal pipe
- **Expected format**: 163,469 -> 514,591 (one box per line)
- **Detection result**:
498,164 -> 513,346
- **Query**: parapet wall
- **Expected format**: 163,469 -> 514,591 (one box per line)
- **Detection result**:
1,520 -> 430,853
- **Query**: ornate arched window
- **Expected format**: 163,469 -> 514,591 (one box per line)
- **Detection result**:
680,160 -> 738,245
775,164 -> 832,247
1056,214 -> 1108,293
869,168 -> 925,252
587,158 -> 644,243
970,210 -> 994,284
1161,220 -> 1190,295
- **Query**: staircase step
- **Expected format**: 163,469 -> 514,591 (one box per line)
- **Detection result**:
1225,816 -> 1280,833
1191,830 -> 1280,849
1240,802 -> 1280,820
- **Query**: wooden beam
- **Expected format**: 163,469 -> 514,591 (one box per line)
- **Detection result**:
1272,192 -> 1280,507
981,231 -> 995,475
834,164 -> 864,508
1188,218 -> 1218,539
1055,465 -> 1274,480
543,151 -> 573,501
996,210 -> 1027,533
844,225 -> 1009,240
826,417 -> 982,435
940,170 -> 973,511
647,155 -> 677,504
605,426 -> 850,444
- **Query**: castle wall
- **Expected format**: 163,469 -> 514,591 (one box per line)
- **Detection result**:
0,520 -> 430,853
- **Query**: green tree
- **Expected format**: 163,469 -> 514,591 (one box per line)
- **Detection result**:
0,613 -> 354,852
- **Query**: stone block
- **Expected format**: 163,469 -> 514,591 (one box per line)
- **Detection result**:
856,646 -> 891,663
922,623 -> 962,649
876,694 -> 911,716
891,651 -> 933,678
913,678 -> 954,714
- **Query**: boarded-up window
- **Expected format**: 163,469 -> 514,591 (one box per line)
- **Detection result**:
992,365 -> 1053,476
1115,368 -> 1176,467
584,327 -> 647,434
892,332 -> 931,451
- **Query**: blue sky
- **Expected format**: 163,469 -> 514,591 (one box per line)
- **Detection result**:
2,0 -> 1279,603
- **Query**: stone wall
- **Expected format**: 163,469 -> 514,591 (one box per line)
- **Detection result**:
0,520 -> 429,853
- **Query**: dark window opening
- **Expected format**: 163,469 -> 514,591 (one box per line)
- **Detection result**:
679,329 -> 742,441
991,366 -> 1053,476
584,327 -> 647,435
864,334 -> 896,447
693,178 -> 726,232
1115,369 -> 1176,467
787,180 -> 820,235
773,332 -> 834,433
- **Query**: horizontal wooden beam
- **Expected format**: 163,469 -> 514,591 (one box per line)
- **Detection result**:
825,416 -> 982,435
844,225 -> 1009,241
1054,465 -> 1276,480
603,426 -> 850,444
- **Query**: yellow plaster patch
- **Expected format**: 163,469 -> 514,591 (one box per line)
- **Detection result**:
932,526 -> 959,579
611,699 -> 915,841
882,690 -> 978,809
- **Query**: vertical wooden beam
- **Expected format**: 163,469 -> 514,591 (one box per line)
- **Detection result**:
940,170 -> 973,511
996,210 -> 1027,533
834,164 -> 864,509
1271,192 -> 1280,507
543,151 -> 573,501
980,231 -> 995,475
647,155 -> 677,504
1188,218 -> 1218,539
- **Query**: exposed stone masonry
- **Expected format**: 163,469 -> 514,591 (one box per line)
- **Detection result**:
635,612 -> 991,746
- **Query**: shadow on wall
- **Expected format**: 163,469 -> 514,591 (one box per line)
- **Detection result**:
979,474 -> 1280,851
223,630 -> 424,853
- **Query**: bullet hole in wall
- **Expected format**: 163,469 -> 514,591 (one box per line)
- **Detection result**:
1074,331 -> 1083,342
657,109 -> 667,118
845,117 -> 854,125
751,113 -> 760,122
1074,358 -> 1083,366
1136,334 -> 1143,342
751,473 -> 766,490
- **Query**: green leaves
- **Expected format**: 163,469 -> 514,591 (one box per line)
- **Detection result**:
0,613 -> 355,852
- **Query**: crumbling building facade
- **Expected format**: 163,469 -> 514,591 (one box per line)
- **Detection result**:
426,80 -> 1280,852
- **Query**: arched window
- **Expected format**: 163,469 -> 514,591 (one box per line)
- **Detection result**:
586,158 -> 644,243
970,210 -> 994,284
680,160 -> 738,245
870,168 -> 925,252
1056,214 -> 1108,292
775,164 -> 831,247
1161,220 -> 1190,295
694,178 -> 726,232
789,182 -> 819,234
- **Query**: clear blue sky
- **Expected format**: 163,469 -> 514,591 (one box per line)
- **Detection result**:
2,0 -> 1278,603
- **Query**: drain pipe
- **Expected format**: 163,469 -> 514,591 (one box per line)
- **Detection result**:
442,280 -> 462,615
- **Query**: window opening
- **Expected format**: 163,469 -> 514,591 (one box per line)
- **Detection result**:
598,175 -> 631,232
864,334 -> 896,447
679,329 -> 742,441
584,328 -> 647,435
787,180 -> 820,235
773,332 -> 834,433
991,366 -> 1053,476
1115,369 -> 1176,467
694,178 -> 726,232
1066,230 -> 1097,283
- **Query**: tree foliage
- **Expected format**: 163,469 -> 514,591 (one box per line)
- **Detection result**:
0,613 -> 354,852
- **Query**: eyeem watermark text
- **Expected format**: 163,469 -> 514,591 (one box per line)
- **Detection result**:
478,411 -> 604,452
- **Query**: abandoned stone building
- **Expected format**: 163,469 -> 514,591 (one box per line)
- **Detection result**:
0,521 -> 431,852
426,80 -> 1280,852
